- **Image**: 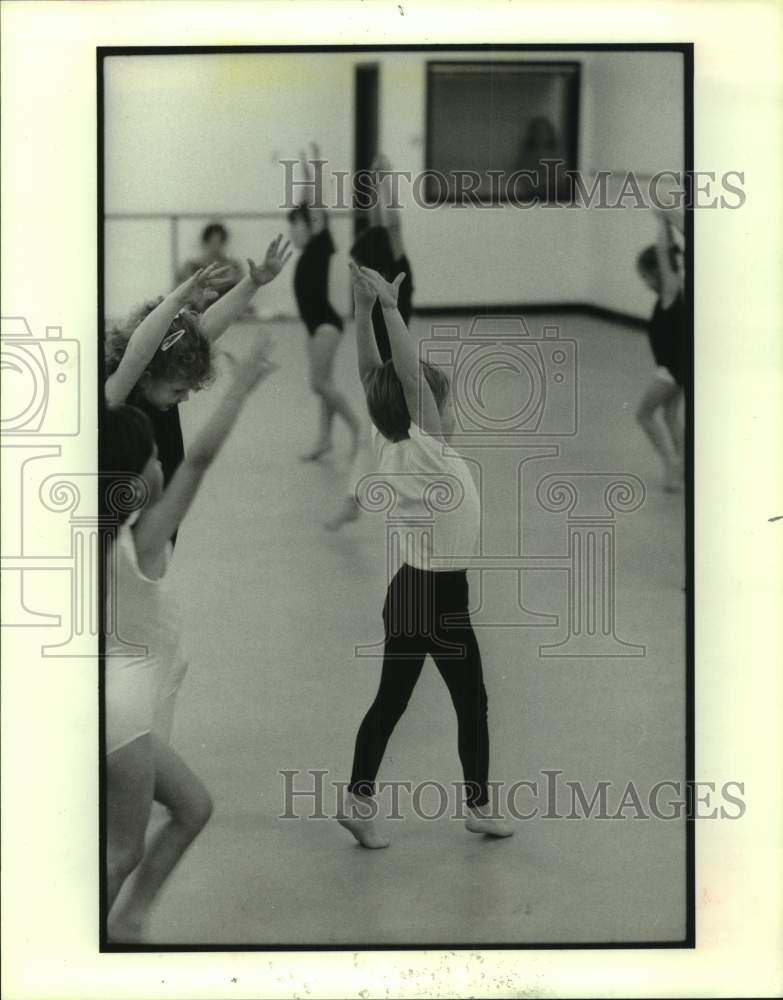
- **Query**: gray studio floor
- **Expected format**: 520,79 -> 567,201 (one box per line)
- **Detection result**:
148,311 -> 687,946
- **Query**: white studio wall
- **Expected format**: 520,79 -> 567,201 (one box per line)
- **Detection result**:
104,50 -> 683,324
378,49 -> 683,316
104,53 -> 356,322
584,51 -> 684,316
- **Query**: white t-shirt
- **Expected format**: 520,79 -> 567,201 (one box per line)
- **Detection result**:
369,422 -> 481,571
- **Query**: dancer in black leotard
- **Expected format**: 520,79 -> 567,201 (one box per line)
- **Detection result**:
325,155 -> 415,530
350,155 -> 415,361
293,223 -> 344,337
635,207 -> 687,492
289,142 -> 360,461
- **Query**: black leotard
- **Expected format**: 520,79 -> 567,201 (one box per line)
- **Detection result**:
293,227 -> 344,336
351,225 -> 414,362
648,291 -> 686,387
126,389 -> 184,545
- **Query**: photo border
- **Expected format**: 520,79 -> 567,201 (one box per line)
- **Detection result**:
96,41 -> 695,954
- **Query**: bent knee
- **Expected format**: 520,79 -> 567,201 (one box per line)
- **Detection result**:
368,692 -> 412,723
310,376 -> 333,396
108,840 -> 144,883
636,404 -> 653,424
193,795 -> 213,832
177,788 -> 213,835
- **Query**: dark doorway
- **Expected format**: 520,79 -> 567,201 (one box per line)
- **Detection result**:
353,63 -> 380,240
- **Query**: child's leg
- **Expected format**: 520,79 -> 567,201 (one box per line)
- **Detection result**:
108,735 -> 212,941
303,333 -> 335,458
348,637 -> 426,799
430,628 -> 489,809
324,431 -> 371,531
663,386 -> 685,460
106,734 -> 156,913
303,326 -> 360,459
429,596 -> 512,838
324,491 -> 362,531
317,394 -> 336,447
339,630 -> 427,848
635,373 -> 682,490
152,655 -> 188,746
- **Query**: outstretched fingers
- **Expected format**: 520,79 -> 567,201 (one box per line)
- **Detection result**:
266,233 -> 284,260
359,265 -> 384,285
262,233 -> 294,270
201,263 -> 235,288
349,260 -> 377,297
278,239 -> 293,266
359,266 -> 406,304
203,262 -> 231,278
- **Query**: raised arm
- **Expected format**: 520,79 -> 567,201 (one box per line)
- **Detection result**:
653,207 -> 684,308
199,234 -> 292,343
105,263 -> 231,407
349,261 -> 381,383
360,266 -> 442,441
299,141 -> 328,233
132,337 -> 277,562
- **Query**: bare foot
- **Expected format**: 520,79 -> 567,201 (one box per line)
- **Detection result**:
337,792 -> 390,849
465,803 -> 514,838
663,460 -> 684,493
325,496 -> 361,531
300,442 -> 333,462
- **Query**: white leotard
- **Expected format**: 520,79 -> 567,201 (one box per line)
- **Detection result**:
104,516 -> 187,754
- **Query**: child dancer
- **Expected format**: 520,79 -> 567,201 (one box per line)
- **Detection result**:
325,154 -> 414,530
105,234 -> 291,489
101,338 -> 277,941
337,262 -> 513,848
635,207 -> 687,492
351,153 -> 415,361
177,221 -> 243,299
288,142 -> 360,461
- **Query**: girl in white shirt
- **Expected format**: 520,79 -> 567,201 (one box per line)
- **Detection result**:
337,263 -> 513,848
101,337 -> 277,941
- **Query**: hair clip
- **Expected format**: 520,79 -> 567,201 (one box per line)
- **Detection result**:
161,328 -> 185,352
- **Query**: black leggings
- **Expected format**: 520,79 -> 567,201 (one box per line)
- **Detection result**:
348,564 -> 490,808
